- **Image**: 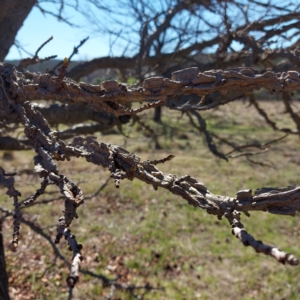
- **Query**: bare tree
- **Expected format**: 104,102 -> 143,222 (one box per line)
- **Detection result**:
2,1 -> 300,299
2,0 -> 300,151
66,0 -> 300,79
1,61 -> 300,298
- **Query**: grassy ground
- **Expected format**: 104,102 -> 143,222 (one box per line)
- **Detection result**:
2,99 -> 300,299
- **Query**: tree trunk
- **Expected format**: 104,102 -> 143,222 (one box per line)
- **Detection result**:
0,0 -> 36,61
0,218 -> 10,300
153,107 -> 162,123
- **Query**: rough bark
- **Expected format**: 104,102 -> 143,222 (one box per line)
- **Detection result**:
1,63 -> 300,288
0,0 -> 37,61
2,64 -> 299,113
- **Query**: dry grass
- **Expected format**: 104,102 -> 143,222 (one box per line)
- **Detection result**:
2,99 -> 300,299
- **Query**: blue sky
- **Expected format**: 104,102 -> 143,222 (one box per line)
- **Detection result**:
6,1 -> 299,62
6,4 -> 112,61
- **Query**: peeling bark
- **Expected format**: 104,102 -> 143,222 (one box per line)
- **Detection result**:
1,63 -> 300,288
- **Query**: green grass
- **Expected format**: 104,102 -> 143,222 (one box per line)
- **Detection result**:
2,100 -> 300,299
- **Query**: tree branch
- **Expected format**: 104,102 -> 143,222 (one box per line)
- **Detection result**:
2,62 -> 300,288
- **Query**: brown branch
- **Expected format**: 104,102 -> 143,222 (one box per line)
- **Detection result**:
2,62 -> 300,288
61,136 -> 300,264
0,167 -> 21,250
3,64 -> 300,118
141,1 -> 190,57
35,3 -> 78,27
133,115 -> 162,149
22,177 -> 50,206
186,110 -> 227,160
18,36 -> 57,69
249,93 -> 299,134
226,210 -> 298,265
225,134 -> 289,157
246,156 -> 272,168
35,36 -> 53,57
281,91 -> 300,133
51,37 -> 89,73
58,225 -> 83,288
228,149 -> 269,158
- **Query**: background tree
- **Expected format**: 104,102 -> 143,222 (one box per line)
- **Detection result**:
3,0 -> 300,150
1,0 -> 300,299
